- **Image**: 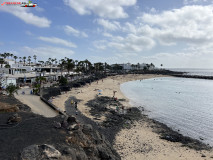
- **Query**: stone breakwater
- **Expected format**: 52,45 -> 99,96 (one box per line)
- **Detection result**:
173,74 -> 213,80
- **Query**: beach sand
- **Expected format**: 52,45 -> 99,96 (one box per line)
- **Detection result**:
52,74 -> 162,121
52,74 -> 213,159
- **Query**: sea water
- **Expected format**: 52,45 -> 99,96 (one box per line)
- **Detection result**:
120,77 -> 213,146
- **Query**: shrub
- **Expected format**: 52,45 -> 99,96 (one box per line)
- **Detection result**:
59,76 -> 68,85
6,84 -> 19,96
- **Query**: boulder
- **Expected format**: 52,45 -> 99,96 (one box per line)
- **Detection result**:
61,120 -> 69,128
21,144 -> 61,160
7,113 -> 22,124
82,124 -> 93,135
67,116 -> 77,124
53,121 -> 61,129
67,124 -> 79,131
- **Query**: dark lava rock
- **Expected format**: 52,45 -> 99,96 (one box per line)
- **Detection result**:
72,82 -> 81,88
67,116 -> 77,124
82,124 -> 93,135
201,154 -> 206,157
21,144 -> 61,160
67,124 -> 79,131
7,113 -> 22,124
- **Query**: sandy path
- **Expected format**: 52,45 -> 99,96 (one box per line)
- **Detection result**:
15,87 -> 58,117
52,74 -> 213,159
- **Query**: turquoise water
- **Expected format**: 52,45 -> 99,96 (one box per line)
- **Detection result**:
121,77 -> 213,145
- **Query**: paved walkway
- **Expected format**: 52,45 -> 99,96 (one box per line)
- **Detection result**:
15,87 -> 58,117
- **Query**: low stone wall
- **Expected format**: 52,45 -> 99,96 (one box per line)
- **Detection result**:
40,96 -> 65,115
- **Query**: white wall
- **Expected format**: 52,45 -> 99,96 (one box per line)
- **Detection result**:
1,77 -> 16,88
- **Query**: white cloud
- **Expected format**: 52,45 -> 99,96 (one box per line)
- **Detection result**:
184,0 -> 208,4
103,32 -> 113,37
135,5 -> 213,45
63,0 -> 137,19
35,7 -> 45,12
22,46 -> 75,60
63,25 -> 88,37
150,8 -> 157,13
0,0 -> 51,27
108,34 -> 155,52
25,31 -> 33,36
96,19 -> 120,31
93,40 -> 107,50
92,4 -> 213,68
141,51 -> 213,68
38,36 -> 77,48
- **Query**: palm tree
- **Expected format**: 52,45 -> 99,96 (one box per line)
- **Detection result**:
78,61 -> 86,73
14,56 -> 18,64
51,58 -> 55,65
33,76 -> 46,94
137,63 -> 140,70
1,53 -> 6,59
54,59 -> 58,65
75,60 -> 78,66
19,57 -> 22,63
0,58 -> 5,68
6,84 -> 19,96
84,59 -> 92,74
4,52 -> 10,59
160,64 -> 163,69
33,55 -> 37,64
150,63 -> 155,70
10,53 -> 13,59
59,58 -> 66,77
64,58 -> 75,75
146,64 -> 150,70
28,56 -> 31,66
48,58 -> 52,70
23,56 -> 26,65
94,62 -> 104,73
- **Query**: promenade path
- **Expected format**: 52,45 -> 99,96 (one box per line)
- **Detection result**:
15,87 -> 58,117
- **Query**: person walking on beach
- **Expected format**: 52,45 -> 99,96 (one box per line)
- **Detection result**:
71,99 -> 74,106
113,91 -> 117,97
121,105 -> 125,114
116,105 -> 119,112
74,101 -> 78,110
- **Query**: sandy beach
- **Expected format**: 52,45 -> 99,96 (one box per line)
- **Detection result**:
52,74 -> 163,121
52,74 -> 213,159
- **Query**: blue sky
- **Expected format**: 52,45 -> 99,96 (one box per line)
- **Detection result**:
0,0 -> 213,68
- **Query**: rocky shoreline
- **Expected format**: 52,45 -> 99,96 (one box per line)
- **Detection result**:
65,96 -> 142,144
65,96 -> 212,152
142,114 -> 212,151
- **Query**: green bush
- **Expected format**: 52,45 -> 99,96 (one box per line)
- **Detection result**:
59,76 -> 68,85
6,84 -> 19,96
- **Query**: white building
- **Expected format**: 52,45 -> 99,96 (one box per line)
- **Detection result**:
0,73 -> 16,88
